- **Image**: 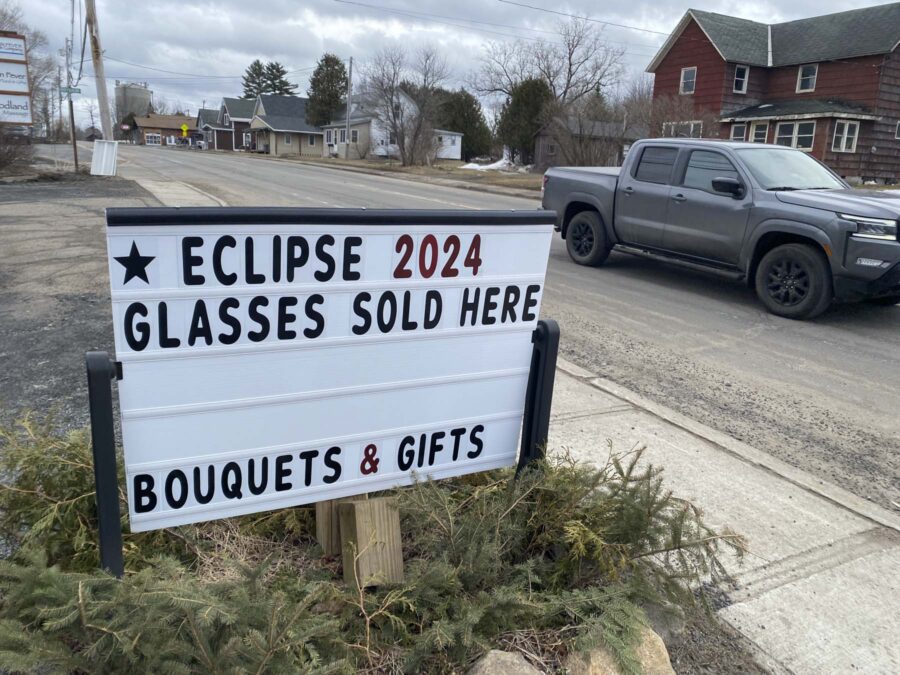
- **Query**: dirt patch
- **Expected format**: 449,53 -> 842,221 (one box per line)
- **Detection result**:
667,609 -> 770,674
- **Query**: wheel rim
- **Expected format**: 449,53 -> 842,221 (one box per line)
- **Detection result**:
570,221 -> 594,257
765,257 -> 811,307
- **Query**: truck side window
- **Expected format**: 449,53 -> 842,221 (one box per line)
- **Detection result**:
634,147 -> 678,184
682,151 -> 739,193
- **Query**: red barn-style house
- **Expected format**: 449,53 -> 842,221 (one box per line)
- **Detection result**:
647,4 -> 900,183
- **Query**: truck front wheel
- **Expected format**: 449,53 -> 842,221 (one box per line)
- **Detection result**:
754,243 -> 833,319
566,211 -> 610,267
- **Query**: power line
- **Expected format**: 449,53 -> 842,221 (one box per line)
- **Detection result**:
496,0 -> 673,37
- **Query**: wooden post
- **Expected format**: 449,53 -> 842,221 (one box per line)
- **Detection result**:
339,497 -> 403,587
315,494 -> 367,557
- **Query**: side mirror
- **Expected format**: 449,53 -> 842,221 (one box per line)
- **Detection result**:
712,176 -> 745,198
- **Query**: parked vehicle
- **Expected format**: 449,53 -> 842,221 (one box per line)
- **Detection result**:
541,138 -> 900,319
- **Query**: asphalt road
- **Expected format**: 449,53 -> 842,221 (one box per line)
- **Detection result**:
29,144 -> 900,509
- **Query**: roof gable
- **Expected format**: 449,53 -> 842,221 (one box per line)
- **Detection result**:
222,97 -> 256,120
253,95 -> 321,133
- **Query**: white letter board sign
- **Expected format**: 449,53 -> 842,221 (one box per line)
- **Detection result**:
105,208 -> 554,531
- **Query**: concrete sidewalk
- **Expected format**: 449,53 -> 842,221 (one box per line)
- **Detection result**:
549,359 -> 899,674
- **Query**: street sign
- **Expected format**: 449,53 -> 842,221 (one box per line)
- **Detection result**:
0,62 -> 29,93
0,93 -> 32,124
103,209 -> 554,531
0,35 -> 26,62
180,123 -> 189,137
59,86 -> 81,95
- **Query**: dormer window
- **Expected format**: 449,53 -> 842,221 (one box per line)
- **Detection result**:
224,113 -> 230,126
680,67 -> 697,95
733,65 -> 749,94
796,64 -> 818,93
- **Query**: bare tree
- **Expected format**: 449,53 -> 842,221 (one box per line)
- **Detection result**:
81,100 -> 98,130
474,18 -> 624,104
619,77 -> 720,139
361,46 -> 449,166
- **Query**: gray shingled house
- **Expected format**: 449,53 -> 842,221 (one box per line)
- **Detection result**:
248,95 -> 323,157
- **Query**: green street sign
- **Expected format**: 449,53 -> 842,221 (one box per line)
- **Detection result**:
60,86 -> 81,95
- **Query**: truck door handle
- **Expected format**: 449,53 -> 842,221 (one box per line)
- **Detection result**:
671,194 -> 687,202
622,187 -> 634,196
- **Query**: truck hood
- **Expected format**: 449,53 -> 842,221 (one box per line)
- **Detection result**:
775,189 -> 900,219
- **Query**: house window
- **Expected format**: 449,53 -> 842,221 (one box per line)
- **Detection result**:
339,129 -> 346,143
730,123 -> 747,141
796,64 -> 818,93
775,121 -> 816,151
895,122 -> 900,139
662,121 -> 703,138
451,136 -> 456,146
284,134 -> 292,145
832,120 -> 859,153
438,135 -> 443,143
733,65 -> 749,94
308,135 -> 316,146
224,113 -> 230,126
389,132 -> 396,145
350,129 -> 359,143
326,129 -> 333,144
547,142 -> 556,156
145,132 -> 161,145
679,67 -> 697,95
243,131 -> 251,147
750,122 -> 768,143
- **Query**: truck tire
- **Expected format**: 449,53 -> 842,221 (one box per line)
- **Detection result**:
755,243 -> 833,319
566,211 -> 610,267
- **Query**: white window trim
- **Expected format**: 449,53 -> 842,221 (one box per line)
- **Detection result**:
730,123 -> 747,141
733,65 -> 749,94
831,119 -> 859,153
775,120 -> 816,152
350,129 -> 359,143
326,129 -> 333,144
750,121 -> 769,143
895,121 -> 900,140
284,134 -> 291,145
796,64 -> 818,93
224,113 -> 230,126
679,66 -> 697,95
662,120 -> 703,138
339,128 -> 347,143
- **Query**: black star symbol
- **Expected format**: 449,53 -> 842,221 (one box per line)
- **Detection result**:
115,241 -> 155,284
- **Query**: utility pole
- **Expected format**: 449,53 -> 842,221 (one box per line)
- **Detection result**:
344,56 -> 353,160
65,38 -> 78,171
84,0 -> 113,141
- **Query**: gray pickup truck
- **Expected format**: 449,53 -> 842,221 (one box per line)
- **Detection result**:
541,138 -> 900,319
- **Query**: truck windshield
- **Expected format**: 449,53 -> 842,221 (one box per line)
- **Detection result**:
735,148 -> 846,191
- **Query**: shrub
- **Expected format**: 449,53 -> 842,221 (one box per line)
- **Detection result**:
0,131 -> 33,173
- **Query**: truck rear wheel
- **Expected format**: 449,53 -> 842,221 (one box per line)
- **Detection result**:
566,211 -> 610,267
755,243 -> 833,319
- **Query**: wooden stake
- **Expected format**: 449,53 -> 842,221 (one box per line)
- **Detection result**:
315,495 -> 367,557
339,497 -> 403,587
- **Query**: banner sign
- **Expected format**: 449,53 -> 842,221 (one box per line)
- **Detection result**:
105,208 -> 554,531
0,35 -> 26,63
0,61 -> 28,93
0,93 -> 31,124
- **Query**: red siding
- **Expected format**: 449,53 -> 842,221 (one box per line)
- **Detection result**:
765,56 -> 882,106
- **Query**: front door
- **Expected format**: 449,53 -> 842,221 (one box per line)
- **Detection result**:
662,149 -> 751,265
614,145 -> 679,248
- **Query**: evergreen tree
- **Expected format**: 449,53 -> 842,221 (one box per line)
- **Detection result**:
435,89 -> 492,161
497,78 -> 553,164
306,54 -> 348,127
263,61 -> 297,96
241,59 -> 266,99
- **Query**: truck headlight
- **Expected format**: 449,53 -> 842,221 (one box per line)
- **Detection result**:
840,214 -> 898,241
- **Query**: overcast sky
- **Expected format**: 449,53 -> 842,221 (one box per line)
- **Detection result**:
20,0 -> 895,125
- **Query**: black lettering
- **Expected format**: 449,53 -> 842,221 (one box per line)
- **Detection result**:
377,292 -> 397,333
343,236 -> 362,281
467,425 -> 485,459
124,302 -> 150,351
401,290 -> 418,331
298,449 -> 319,487
323,446 -> 342,484
450,427 -> 467,461
277,296 -> 298,340
244,238 -> 265,284
248,296 -> 270,342
221,462 -> 243,499
314,235 -> 336,282
460,287 -> 480,326
428,431 -> 446,466
501,286 -> 520,323
482,287 -> 500,326
286,236 -> 309,282
398,436 -> 415,471
304,294 -> 325,339
352,292 -> 372,335
248,457 -> 268,495
187,299 -> 213,346
193,466 -> 215,504
272,235 -> 282,283
164,470 -> 189,509
424,290 -> 442,329
275,454 -> 293,492
181,236 -> 205,285
212,235 -> 237,285
522,284 -> 540,322
218,298 -> 241,344
158,302 -> 181,348
133,474 -> 157,513
417,433 -> 427,469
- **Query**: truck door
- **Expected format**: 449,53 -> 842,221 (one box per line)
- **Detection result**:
615,145 -> 678,248
663,149 -> 751,265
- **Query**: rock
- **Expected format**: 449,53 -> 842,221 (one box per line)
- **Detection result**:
467,649 -> 541,675
565,626 -> 675,675
641,602 -> 686,642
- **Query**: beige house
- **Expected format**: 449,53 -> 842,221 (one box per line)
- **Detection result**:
248,94 -> 322,157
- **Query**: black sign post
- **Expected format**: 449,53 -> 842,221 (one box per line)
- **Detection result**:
517,319 -> 560,475
85,351 -> 125,578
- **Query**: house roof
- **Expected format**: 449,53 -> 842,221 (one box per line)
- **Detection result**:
255,95 -> 321,133
222,97 -> 255,120
720,99 -> 881,122
647,4 -> 900,72
133,114 -> 195,132
196,108 -> 224,129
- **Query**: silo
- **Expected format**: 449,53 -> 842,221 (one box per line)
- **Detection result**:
114,81 -> 153,120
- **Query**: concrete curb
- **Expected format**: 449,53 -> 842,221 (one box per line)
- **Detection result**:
556,357 -> 900,533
